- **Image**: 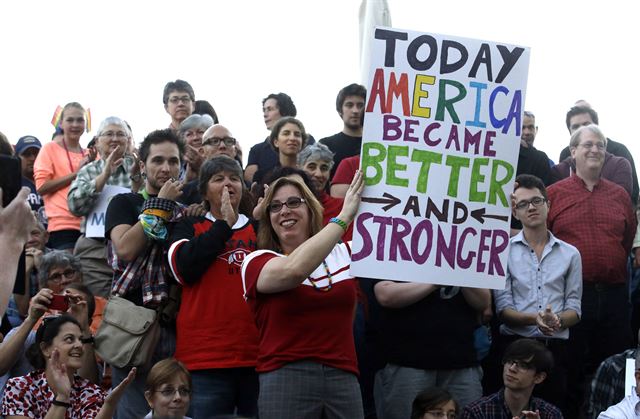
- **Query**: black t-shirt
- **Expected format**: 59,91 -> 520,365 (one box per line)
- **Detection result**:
319,132 -> 362,179
375,281 -> 479,370
247,139 -> 278,181
178,180 -> 200,206
22,177 -> 46,227
512,145 -> 552,229
105,193 -> 145,240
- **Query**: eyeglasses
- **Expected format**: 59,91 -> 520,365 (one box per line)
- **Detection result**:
204,137 -> 236,147
48,269 -> 77,283
503,359 -> 534,371
168,96 -> 192,104
100,131 -> 128,139
425,411 -> 456,419
268,197 -> 306,213
156,386 -> 191,398
514,196 -> 547,211
578,141 -> 605,151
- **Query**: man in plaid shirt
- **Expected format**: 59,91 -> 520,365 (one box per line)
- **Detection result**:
588,348 -> 636,418
461,338 -> 562,418
547,124 -> 637,417
104,128 -> 185,418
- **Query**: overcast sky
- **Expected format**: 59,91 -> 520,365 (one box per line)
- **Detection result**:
1,0 -> 638,165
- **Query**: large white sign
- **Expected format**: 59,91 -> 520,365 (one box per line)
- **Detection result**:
86,185 -> 129,238
350,27 -> 530,289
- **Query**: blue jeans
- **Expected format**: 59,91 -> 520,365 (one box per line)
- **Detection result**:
189,367 -> 258,418
259,361 -> 363,419
111,325 -> 176,419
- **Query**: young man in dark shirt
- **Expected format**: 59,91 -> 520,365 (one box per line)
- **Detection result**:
461,339 -> 562,418
319,83 -> 366,180
104,129 -> 185,418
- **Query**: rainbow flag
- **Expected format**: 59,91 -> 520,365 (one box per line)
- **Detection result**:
50,105 -> 63,129
85,108 -> 92,132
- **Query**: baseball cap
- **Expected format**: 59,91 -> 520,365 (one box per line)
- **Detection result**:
15,135 -> 42,155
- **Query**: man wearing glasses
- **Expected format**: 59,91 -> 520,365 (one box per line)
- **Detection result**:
163,79 -> 195,133
493,174 -> 582,416
202,124 -> 239,162
556,104 -> 638,205
461,339 -> 562,418
550,105 -> 634,203
179,124 -> 242,206
547,124 -> 637,417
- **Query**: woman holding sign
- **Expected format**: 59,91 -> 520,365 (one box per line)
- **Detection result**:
241,171 -> 365,418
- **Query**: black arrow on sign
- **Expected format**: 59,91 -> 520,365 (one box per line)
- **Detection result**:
470,208 -> 509,224
362,192 -> 401,212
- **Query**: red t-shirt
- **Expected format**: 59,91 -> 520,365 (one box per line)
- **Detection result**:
332,155 -> 360,186
169,216 -> 259,370
241,243 -> 359,375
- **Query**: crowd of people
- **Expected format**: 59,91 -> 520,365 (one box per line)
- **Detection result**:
0,78 -> 639,419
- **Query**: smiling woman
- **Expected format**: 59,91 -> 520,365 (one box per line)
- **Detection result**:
0,314 -> 135,419
34,102 -> 94,250
143,358 -> 192,419
241,172 -> 365,418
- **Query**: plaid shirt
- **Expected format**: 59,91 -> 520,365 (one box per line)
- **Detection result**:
588,348 -> 636,418
547,175 -> 636,284
68,156 -> 135,231
461,389 -> 563,419
108,203 -> 185,307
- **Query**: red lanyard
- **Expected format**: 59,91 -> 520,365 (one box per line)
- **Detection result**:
61,137 -> 85,173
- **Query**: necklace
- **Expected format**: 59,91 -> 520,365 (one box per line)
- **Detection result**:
60,136 -> 85,173
308,260 -> 333,292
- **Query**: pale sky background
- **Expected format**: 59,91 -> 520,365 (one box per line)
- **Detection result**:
1,0 -> 638,166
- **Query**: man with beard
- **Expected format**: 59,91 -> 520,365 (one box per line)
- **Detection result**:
105,129 -> 185,418
320,83 -> 367,180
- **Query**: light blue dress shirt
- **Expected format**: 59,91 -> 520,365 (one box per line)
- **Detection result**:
493,230 -> 582,339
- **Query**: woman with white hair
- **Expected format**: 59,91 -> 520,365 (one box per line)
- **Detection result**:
67,116 -> 138,298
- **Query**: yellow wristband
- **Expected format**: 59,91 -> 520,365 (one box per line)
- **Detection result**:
143,208 -> 171,220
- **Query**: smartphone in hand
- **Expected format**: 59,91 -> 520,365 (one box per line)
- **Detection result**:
49,294 -> 69,312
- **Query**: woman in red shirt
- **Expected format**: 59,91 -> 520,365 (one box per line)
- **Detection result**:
168,156 -> 259,418
241,172 -> 364,419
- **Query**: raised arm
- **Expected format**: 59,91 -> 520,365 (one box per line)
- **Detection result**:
0,288 -> 51,375
374,281 -> 440,309
256,171 -> 364,293
0,187 -> 35,318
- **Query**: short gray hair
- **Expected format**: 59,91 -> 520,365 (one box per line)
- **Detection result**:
297,143 -> 335,169
178,114 -> 214,136
38,250 -> 83,288
569,124 -> 606,149
97,116 -> 130,138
